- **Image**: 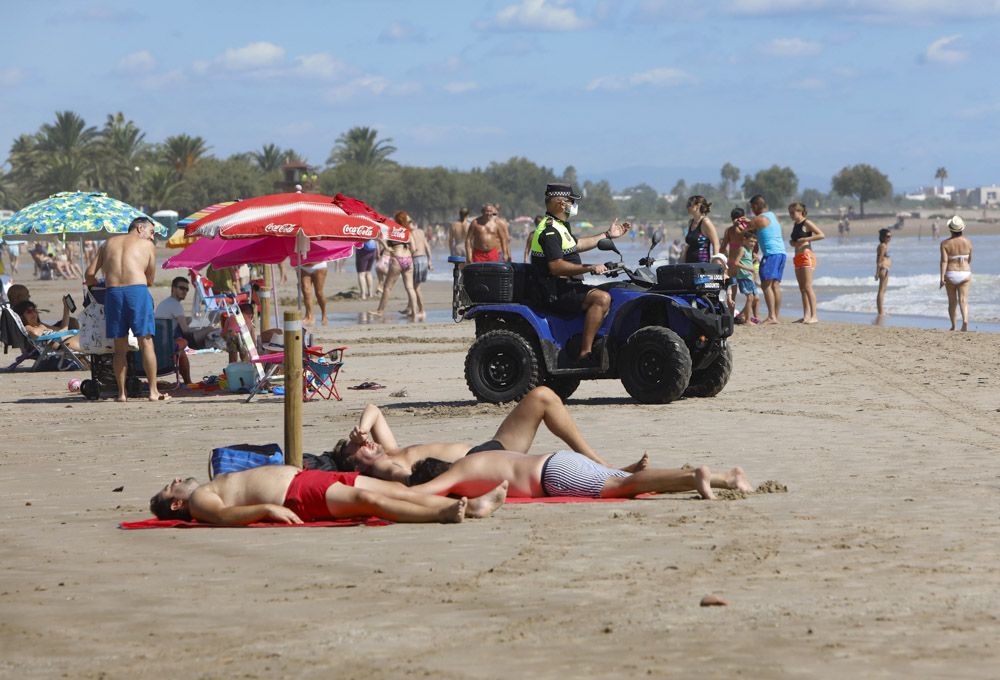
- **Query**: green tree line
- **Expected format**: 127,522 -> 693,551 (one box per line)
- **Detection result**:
1,110 -> 898,224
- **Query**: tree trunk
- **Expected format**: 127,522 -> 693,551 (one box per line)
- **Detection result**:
859,198 -> 865,218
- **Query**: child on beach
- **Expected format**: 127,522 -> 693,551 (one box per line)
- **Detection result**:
720,208 -> 751,307
788,202 -> 825,324
734,232 -> 761,325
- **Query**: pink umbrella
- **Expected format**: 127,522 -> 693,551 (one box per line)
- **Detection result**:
162,236 -> 356,271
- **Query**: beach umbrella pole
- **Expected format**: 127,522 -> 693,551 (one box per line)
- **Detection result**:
283,310 -> 303,467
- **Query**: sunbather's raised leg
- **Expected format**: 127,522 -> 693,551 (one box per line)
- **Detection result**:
492,386 -> 607,465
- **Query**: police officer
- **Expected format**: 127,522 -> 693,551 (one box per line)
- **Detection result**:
529,183 -> 631,363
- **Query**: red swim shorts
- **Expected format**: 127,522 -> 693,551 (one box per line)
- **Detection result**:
472,248 -> 500,263
283,470 -> 359,521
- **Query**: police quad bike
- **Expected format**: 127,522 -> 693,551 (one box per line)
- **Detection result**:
450,233 -> 734,404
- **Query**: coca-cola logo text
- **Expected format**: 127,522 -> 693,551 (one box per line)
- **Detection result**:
264,223 -> 297,234
389,227 -> 408,241
342,224 -> 376,238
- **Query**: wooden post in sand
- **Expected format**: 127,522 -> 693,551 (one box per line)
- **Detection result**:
283,310 -> 303,467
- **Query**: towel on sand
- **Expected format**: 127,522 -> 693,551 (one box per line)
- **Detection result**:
120,495 -> 643,528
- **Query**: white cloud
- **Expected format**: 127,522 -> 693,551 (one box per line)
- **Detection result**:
292,53 -> 352,80
489,0 -> 591,32
957,101 -> 1000,119
378,20 -> 426,43
924,35 -> 967,65
139,69 -> 186,90
443,81 -> 479,94
792,77 -> 825,89
326,77 -> 421,104
586,67 -> 695,92
0,67 -> 25,86
115,50 -> 157,75
728,0 -> 1000,19
762,37 -> 821,57
218,42 -> 285,71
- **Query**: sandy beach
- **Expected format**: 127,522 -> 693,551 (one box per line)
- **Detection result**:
2,271 -> 999,679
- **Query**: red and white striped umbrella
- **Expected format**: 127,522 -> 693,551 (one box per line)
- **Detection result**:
184,192 -> 410,242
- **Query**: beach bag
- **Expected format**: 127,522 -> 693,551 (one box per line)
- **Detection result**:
209,443 -> 284,479
77,289 -> 138,354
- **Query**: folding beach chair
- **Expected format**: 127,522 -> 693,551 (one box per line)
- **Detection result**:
189,269 -> 250,326
0,303 -> 88,371
303,346 -> 347,401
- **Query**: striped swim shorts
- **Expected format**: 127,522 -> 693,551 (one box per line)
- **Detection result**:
540,450 -> 629,498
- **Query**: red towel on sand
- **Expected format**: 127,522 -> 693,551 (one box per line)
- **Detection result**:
120,496 -> 641,529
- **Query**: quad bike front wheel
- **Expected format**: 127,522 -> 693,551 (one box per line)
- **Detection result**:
465,329 -> 541,403
619,326 -> 692,404
684,344 -> 733,398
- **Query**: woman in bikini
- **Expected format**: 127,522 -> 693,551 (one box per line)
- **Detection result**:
13,298 -> 87,358
681,195 -> 719,264
939,216 -> 973,331
788,202 -> 825,324
370,211 -> 419,319
875,228 -> 892,318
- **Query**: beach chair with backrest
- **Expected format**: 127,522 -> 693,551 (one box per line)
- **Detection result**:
0,303 -> 88,371
303,346 -> 347,401
189,269 -> 251,326
126,317 -> 183,391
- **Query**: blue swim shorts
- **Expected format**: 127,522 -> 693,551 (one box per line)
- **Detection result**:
737,277 -> 757,295
105,284 -> 154,338
759,253 -> 787,282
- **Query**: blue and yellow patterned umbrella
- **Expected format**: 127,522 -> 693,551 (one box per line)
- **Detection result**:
3,191 -> 166,240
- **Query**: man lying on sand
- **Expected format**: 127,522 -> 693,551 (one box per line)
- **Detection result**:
149,465 -> 508,525
332,444 -> 751,501
338,386 -> 647,483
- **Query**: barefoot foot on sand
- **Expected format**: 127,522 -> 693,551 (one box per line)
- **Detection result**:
115,395 -> 127,403
443,498 -> 467,523
694,466 -> 715,500
621,452 -> 650,473
466,481 -> 508,518
727,466 -> 753,493
368,309 -> 384,317
148,393 -> 171,402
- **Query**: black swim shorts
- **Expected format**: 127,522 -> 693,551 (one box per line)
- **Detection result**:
466,439 -> 505,456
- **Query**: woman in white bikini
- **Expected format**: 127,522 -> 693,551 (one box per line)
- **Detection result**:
939,216 -> 973,331
874,228 -> 892,317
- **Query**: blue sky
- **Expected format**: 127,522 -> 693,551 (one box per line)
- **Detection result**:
2,0 -> 999,192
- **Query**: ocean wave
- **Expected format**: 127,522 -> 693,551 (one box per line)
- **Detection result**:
819,288 -> 1000,322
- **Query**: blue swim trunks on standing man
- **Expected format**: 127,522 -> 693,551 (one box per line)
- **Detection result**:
104,284 -> 155,338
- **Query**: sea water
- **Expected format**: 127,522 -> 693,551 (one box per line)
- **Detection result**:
370,232 -> 1000,331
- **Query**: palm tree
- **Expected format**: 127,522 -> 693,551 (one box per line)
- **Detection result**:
95,112 -> 148,202
36,110 -> 98,155
252,143 -> 285,173
143,166 -> 182,212
162,134 -> 209,177
720,162 -> 740,198
326,126 -> 396,167
934,166 -> 948,195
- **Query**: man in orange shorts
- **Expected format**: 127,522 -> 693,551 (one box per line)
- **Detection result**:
149,465 -> 507,525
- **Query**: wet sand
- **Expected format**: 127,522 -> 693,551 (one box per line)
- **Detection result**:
2,271 -> 999,678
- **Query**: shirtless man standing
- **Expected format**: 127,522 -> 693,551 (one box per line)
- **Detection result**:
149,465 -> 508,525
465,204 -> 511,263
85,216 -> 167,402
448,208 -> 470,257
331,386 -> 648,484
